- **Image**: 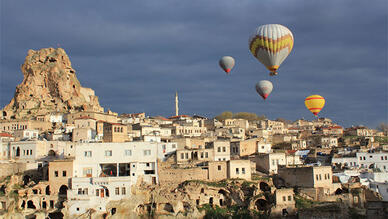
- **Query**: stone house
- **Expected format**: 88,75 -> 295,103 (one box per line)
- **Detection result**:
278,166 -> 335,194
227,159 -> 251,180
207,140 -> 230,161
223,119 -> 249,130
103,122 -> 128,142
48,159 -> 74,196
13,129 -> 39,141
258,120 -> 286,134
67,111 -> 117,124
72,128 -> 96,143
271,188 -> 296,217
0,120 -> 52,133
345,126 -> 373,137
231,138 -> 266,157
256,153 -> 302,174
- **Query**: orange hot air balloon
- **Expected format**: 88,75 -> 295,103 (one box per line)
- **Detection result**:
305,95 -> 325,116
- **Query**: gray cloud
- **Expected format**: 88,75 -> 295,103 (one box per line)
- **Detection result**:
1,0 -> 387,128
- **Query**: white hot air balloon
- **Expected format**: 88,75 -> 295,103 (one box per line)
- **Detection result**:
219,56 -> 235,75
255,80 -> 273,100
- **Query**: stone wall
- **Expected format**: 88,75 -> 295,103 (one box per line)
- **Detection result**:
0,162 -> 26,178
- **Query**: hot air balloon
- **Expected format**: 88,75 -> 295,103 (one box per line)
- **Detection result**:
255,80 -> 273,100
305,95 -> 325,116
219,56 -> 235,74
249,24 -> 294,76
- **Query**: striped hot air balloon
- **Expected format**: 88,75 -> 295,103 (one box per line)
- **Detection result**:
305,95 -> 325,116
249,24 -> 294,76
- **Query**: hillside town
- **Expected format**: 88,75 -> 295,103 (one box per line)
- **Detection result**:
0,48 -> 387,219
1,107 -> 388,218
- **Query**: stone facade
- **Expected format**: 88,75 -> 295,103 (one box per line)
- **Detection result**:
48,159 -> 73,195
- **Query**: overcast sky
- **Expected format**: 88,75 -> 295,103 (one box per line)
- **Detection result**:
1,0 -> 387,128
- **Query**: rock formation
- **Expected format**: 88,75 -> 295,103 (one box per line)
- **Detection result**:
1,48 -> 103,119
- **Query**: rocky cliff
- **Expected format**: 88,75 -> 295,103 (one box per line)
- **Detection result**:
1,48 -> 103,119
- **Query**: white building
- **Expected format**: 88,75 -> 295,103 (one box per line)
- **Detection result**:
370,182 -> 388,201
331,152 -> 388,172
67,141 -> 177,215
256,152 -> 302,174
357,152 -> 388,171
212,141 -> 230,161
9,140 -> 75,161
13,129 -> 39,141
49,113 -> 66,123
360,172 -> 388,201
332,156 -> 359,169
257,142 -> 272,154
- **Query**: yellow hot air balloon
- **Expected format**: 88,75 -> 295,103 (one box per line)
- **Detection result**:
305,95 -> 325,116
249,24 -> 294,76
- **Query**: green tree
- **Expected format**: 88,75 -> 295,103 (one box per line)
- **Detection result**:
233,112 -> 258,121
215,111 -> 233,121
377,122 -> 388,132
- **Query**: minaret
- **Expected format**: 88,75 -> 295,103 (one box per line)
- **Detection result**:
175,91 -> 179,116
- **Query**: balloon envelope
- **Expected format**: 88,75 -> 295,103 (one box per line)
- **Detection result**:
255,80 -> 273,100
219,56 -> 235,74
305,95 -> 325,116
249,24 -> 294,76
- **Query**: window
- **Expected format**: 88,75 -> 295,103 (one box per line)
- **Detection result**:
125,150 -> 132,156
201,152 -> 204,158
181,153 -> 184,159
316,175 -> 319,180
236,168 -> 239,174
84,188 -> 88,195
144,150 -> 151,156
96,189 -> 99,196
242,168 -> 246,174
223,147 -> 226,152
122,187 -> 126,195
185,153 -> 188,159
172,144 -> 176,149
78,188 -> 82,195
218,147 -> 221,152
83,168 -> 92,177
84,151 -> 92,157
319,174 -> 322,180
288,195 -> 292,201
283,196 -> 286,201
146,163 -> 150,167
105,150 -> 112,156
62,171 -> 67,177
115,187 -> 119,195
205,152 -> 208,158
55,171 -> 58,177
218,165 -> 221,170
